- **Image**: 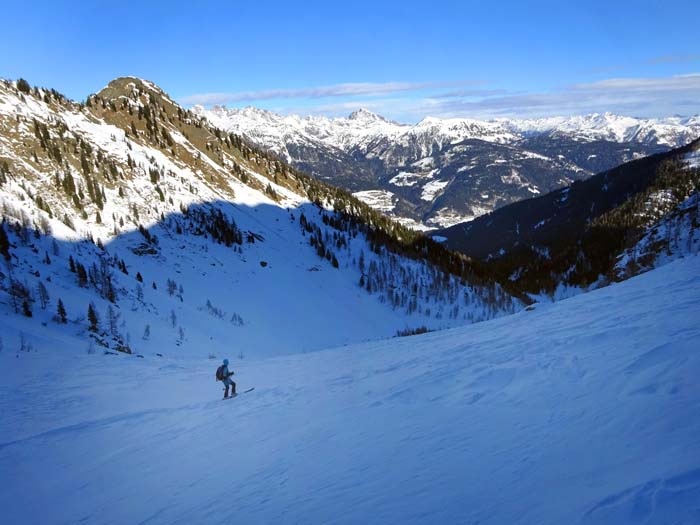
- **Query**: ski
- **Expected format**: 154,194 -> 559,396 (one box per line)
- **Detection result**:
222,387 -> 254,400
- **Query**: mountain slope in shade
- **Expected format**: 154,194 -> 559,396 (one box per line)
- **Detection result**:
435,138 -> 700,296
194,105 -> 700,228
615,188 -> 700,279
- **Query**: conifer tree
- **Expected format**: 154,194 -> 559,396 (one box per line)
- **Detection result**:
37,281 -> 50,309
22,299 -> 32,317
76,263 -> 88,287
17,78 -> 31,94
9,279 -> 31,314
107,305 -> 119,336
87,303 -> 99,332
57,299 -> 67,324
0,222 -> 10,260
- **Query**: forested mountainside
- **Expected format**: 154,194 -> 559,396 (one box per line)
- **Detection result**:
615,187 -> 700,279
437,139 -> 700,296
198,106 -> 700,229
0,77 -> 516,359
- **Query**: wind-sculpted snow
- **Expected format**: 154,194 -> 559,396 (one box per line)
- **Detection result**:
1,255 -> 698,524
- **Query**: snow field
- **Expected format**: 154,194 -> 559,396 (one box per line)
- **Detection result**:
1,255 -> 699,524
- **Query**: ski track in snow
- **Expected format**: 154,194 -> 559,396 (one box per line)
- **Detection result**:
1,256 -> 700,524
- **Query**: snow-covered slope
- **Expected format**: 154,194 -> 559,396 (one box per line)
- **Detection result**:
194,106 -> 700,228
506,112 -> 700,146
0,77 -> 516,359
614,142 -> 700,280
1,253 -> 698,524
616,190 -> 700,278
198,107 -> 700,159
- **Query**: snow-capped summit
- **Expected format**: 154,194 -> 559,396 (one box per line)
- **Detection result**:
505,112 -> 700,146
193,105 -> 700,229
347,108 -> 388,123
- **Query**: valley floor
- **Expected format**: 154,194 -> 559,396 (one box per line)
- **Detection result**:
1,256 -> 699,524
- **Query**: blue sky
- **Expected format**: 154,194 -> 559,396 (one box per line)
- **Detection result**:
1,0 -> 699,121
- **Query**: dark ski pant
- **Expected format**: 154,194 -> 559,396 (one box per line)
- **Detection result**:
223,377 -> 236,397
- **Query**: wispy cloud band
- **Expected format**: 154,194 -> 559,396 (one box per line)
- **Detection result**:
428,73 -> 700,118
181,72 -> 700,121
180,80 -> 484,106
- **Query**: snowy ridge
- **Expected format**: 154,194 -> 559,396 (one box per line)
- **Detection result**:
504,112 -> 700,146
196,106 -> 700,153
194,106 -> 700,228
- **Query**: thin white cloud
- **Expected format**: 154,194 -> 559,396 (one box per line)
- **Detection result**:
180,80 -> 484,106
646,54 -> 700,65
434,73 -> 700,118
283,74 -> 700,121
434,88 -> 510,99
184,73 -> 700,122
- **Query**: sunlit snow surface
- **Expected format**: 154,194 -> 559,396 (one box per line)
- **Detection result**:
199,106 -> 700,153
195,106 -> 700,229
686,148 -> 700,169
1,255 -> 699,524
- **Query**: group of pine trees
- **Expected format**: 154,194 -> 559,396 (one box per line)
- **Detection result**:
298,208 -> 513,319
182,206 -> 243,247
68,255 -> 118,302
0,219 -> 159,352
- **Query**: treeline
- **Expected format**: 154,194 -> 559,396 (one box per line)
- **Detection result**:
480,157 -> 700,295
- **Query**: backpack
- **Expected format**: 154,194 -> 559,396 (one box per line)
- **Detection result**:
215,365 -> 225,381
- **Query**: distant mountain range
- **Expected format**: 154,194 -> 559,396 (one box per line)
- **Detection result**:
435,139 -> 700,296
194,105 -> 700,229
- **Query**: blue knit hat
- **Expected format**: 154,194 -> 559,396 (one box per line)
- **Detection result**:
223,359 -> 229,365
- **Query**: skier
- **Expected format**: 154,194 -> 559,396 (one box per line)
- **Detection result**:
220,358 -> 236,398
